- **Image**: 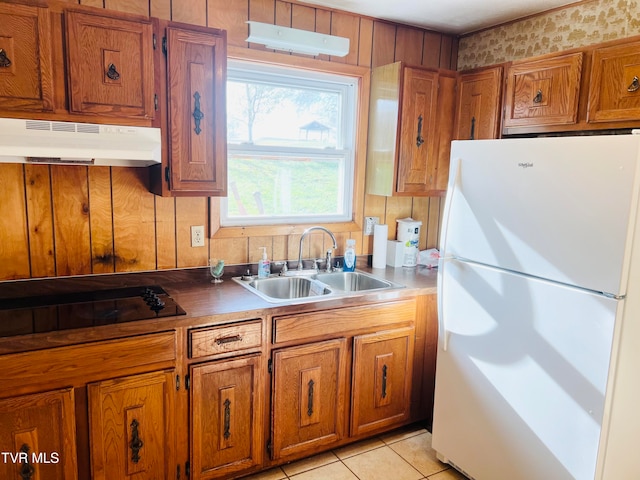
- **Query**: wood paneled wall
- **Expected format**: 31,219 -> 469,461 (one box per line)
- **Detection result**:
0,0 -> 457,281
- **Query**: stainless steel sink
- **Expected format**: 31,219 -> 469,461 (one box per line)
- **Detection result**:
315,271 -> 393,292
239,276 -> 333,302
233,270 -> 403,303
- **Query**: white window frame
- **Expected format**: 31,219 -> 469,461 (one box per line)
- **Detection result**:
221,59 -> 359,227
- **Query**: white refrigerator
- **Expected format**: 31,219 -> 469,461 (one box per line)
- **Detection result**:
432,134 -> 640,480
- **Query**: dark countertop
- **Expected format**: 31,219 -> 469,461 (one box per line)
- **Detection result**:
0,265 -> 438,354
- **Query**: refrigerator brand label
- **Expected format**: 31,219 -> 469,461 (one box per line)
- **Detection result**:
518,162 -> 534,168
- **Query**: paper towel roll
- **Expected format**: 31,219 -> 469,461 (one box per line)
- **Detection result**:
372,224 -> 388,269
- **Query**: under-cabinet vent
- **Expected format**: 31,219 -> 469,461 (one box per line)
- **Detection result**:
0,118 -> 161,167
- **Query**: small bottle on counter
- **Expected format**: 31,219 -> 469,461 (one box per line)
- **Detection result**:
258,247 -> 271,278
343,239 -> 356,272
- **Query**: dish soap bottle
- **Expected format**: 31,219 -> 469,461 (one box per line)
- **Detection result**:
343,239 -> 356,272
258,247 -> 271,278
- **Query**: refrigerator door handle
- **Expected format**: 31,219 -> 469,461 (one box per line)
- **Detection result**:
437,257 -> 451,351
438,158 -> 461,352
439,156 -> 462,259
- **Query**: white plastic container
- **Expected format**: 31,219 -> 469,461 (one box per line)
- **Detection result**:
396,218 -> 422,267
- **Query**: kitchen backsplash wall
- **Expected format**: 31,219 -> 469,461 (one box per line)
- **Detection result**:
458,0 -> 640,70
0,0 -> 454,281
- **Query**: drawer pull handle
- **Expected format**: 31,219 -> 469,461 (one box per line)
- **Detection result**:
628,76 -> 639,93
533,89 -> 543,104
193,91 -> 204,135
129,419 -> 144,464
223,398 -> 232,439
19,444 -> 35,480
381,364 -> 388,398
0,49 -> 11,68
469,116 -> 476,140
215,335 -> 242,345
416,114 -> 425,147
106,63 -> 120,81
307,379 -> 315,417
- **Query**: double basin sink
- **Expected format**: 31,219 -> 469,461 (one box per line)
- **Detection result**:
233,270 -> 404,303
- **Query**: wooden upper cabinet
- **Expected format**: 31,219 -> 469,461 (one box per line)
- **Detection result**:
503,52 -> 583,128
0,3 -> 54,113
88,370 -> 175,480
0,388 -> 77,480
190,355 -> 264,479
65,9 -> 155,119
455,67 -> 503,140
366,62 -> 455,196
351,327 -> 415,436
587,40 -> 640,123
396,67 -> 439,194
165,25 -> 227,195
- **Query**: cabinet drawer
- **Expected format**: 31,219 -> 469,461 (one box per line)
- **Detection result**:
273,300 -> 416,344
189,320 -> 262,358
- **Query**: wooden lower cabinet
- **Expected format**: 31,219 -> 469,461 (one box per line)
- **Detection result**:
0,388 -> 78,479
351,326 -> 415,436
190,354 -> 264,479
270,338 -> 348,460
88,370 -> 176,480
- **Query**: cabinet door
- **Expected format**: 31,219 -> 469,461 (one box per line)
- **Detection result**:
0,3 -> 54,112
88,370 -> 175,480
503,52 -> 582,128
65,9 -> 155,119
166,26 -> 227,195
351,327 -> 415,436
588,40 -> 640,123
190,355 -> 264,479
0,388 -> 77,480
271,338 -> 348,460
397,68 -> 439,194
455,67 -> 503,140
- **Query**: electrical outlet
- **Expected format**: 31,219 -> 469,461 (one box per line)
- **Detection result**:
191,225 -> 205,247
364,216 -> 380,235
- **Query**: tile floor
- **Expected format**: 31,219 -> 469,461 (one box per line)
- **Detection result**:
241,424 -> 468,480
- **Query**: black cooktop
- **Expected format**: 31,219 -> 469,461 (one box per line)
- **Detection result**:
0,285 -> 186,338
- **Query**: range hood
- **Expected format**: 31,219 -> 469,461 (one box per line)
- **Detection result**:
0,118 -> 162,167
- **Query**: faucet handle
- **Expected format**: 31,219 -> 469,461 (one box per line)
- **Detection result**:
274,261 -> 288,275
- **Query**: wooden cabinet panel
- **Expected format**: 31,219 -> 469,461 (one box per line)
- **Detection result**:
273,299 -> 416,344
165,25 -> 227,195
0,388 -> 77,480
455,67 -> 503,140
397,68 -> 439,193
88,370 -> 175,480
503,52 -> 582,128
588,40 -> 640,123
271,338 -> 348,459
189,319 -> 262,358
65,9 -> 155,119
0,331 -> 176,394
0,3 -> 54,112
190,355 -> 264,479
366,61 -> 454,196
351,327 -> 415,436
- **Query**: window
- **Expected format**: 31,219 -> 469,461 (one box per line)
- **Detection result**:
221,60 -> 358,226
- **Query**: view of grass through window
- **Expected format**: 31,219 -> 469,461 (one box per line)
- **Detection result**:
222,61 -> 356,226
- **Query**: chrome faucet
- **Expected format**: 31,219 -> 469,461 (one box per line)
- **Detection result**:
297,226 -> 338,273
